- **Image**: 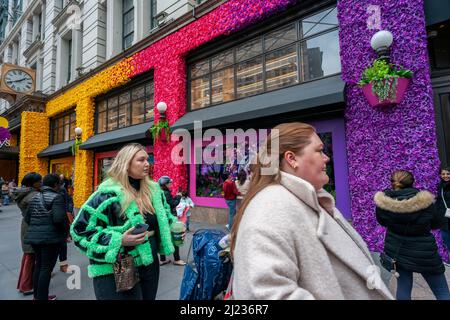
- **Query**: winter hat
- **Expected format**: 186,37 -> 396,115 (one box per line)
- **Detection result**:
158,176 -> 172,186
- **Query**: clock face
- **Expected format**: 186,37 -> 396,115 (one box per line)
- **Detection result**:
4,69 -> 33,93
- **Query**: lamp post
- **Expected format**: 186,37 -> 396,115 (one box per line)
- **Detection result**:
370,30 -> 393,62
72,127 -> 82,156
75,127 -> 82,140
157,101 -> 167,120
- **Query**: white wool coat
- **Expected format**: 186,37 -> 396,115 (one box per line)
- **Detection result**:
233,171 -> 394,300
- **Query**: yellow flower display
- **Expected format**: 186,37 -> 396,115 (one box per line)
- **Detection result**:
41,59 -> 135,207
19,112 -> 49,183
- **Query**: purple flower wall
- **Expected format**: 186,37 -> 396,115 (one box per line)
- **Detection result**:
337,0 -> 448,260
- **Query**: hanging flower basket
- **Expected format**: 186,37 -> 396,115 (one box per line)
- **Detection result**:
362,77 -> 410,107
358,59 -> 413,108
150,120 -> 171,143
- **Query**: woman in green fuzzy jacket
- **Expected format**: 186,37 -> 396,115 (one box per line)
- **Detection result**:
70,143 -> 175,300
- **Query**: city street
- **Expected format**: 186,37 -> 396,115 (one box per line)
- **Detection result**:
0,203 -> 226,300
1,203 -> 449,300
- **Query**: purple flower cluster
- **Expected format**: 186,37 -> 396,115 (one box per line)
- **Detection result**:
0,127 -> 11,143
338,0 -> 447,259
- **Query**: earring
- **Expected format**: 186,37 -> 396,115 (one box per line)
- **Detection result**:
293,164 -> 297,169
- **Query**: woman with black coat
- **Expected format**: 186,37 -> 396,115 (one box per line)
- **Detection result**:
436,167 -> 450,259
375,170 -> 450,300
24,173 -> 69,300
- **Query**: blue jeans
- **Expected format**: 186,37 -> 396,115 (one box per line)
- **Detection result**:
396,267 -> 450,300
225,200 -> 237,229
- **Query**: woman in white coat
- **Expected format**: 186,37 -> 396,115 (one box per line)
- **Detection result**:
230,122 -> 394,300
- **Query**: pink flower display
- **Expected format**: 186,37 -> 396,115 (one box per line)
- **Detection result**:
125,0 -> 299,194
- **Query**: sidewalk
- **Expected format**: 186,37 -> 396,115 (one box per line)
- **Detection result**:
1,203 -> 449,300
0,203 -> 225,300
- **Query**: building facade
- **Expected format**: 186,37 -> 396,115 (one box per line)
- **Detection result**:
0,0 -> 203,181
10,0 -> 450,258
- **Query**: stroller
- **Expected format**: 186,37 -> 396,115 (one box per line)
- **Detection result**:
179,229 -> 232,300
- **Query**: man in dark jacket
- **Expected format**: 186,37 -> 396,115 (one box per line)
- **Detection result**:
158,176 -> 185,266
24,173 -> 68,300
222,172 -> 240,230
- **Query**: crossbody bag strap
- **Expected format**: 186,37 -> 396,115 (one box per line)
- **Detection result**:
442,189 -> 449,210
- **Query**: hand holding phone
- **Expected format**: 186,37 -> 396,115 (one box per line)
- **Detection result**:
131,223 -> 149,235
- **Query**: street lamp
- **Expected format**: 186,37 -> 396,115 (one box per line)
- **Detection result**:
72,127 -> 83,156
157,101 -> 167,120
371,30 -> 393,62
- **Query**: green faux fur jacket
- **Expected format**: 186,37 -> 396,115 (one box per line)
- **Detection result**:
70,178 -> 175,278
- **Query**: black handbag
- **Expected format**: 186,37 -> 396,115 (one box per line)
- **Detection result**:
380,252 -> 399,277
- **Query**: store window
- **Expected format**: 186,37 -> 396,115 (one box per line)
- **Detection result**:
190,118 -> 351,218
50,110 -> 76,145
188,6 -> 340,109
427,20 -> 450,71
96,79 -> 154,134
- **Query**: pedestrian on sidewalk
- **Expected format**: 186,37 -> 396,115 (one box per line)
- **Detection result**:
230,122 -> 393,300
222,173 -> 240,230
437,166 -> 450,264
375,170 -> 450,300
176,191 -> 195,232
24,173 -> 69,300
158,176 -> 186,266
70,143 -> 175,300
13,172 -> 42,296
57,174 -> 73,273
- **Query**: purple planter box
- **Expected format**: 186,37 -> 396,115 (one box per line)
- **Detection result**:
362,77 -> 410,107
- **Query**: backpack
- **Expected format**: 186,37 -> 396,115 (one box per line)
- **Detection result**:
179,229 -> 233,300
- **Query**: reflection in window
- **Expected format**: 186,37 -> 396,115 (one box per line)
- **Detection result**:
300,7 -> 338,38
211,67 -> 234,104
302,30 -> 341,81
96,79 -> 154,133
191,75 -> 210,109
237,56 -> 263,98
50,111 -> 76,145
265,24 -> 297,51
236,37 -> 263,62
189,5 -> 340,109
265,45 -> 298,92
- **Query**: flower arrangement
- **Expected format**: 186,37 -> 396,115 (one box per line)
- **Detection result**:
18,112 -> 49,183
150,120 -> 171,143
358,59 -> 413,106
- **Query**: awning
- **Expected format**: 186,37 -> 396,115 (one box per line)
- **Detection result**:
37,141 -> 73,158
171,74 -> 345,131
79,122 -> 152,150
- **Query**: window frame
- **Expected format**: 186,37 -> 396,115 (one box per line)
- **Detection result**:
50,109 -> 76,145
94,73 -> 154,135
187,4 -> 340,111
122,0 -> 135,50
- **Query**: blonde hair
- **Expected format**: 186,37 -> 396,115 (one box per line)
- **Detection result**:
107,143 -> 155,216
230,122 -> 315,258
390,170 -> 414,190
